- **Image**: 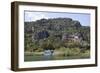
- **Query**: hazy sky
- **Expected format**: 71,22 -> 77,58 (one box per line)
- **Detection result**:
24,11 -> 90,26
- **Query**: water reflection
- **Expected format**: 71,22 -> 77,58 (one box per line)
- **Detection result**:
43,50 -> 54,60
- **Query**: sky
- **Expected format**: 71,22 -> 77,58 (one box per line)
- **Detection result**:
24,11 -> 90,26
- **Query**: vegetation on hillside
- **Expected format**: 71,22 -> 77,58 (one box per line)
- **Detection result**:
24,18 -> 90,61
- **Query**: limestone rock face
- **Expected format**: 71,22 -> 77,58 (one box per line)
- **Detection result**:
24,18 -> 90,50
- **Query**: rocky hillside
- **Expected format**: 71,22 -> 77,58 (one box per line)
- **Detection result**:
24,18 -> 90,51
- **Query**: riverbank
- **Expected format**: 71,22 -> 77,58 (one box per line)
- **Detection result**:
24,48 -> 90,61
